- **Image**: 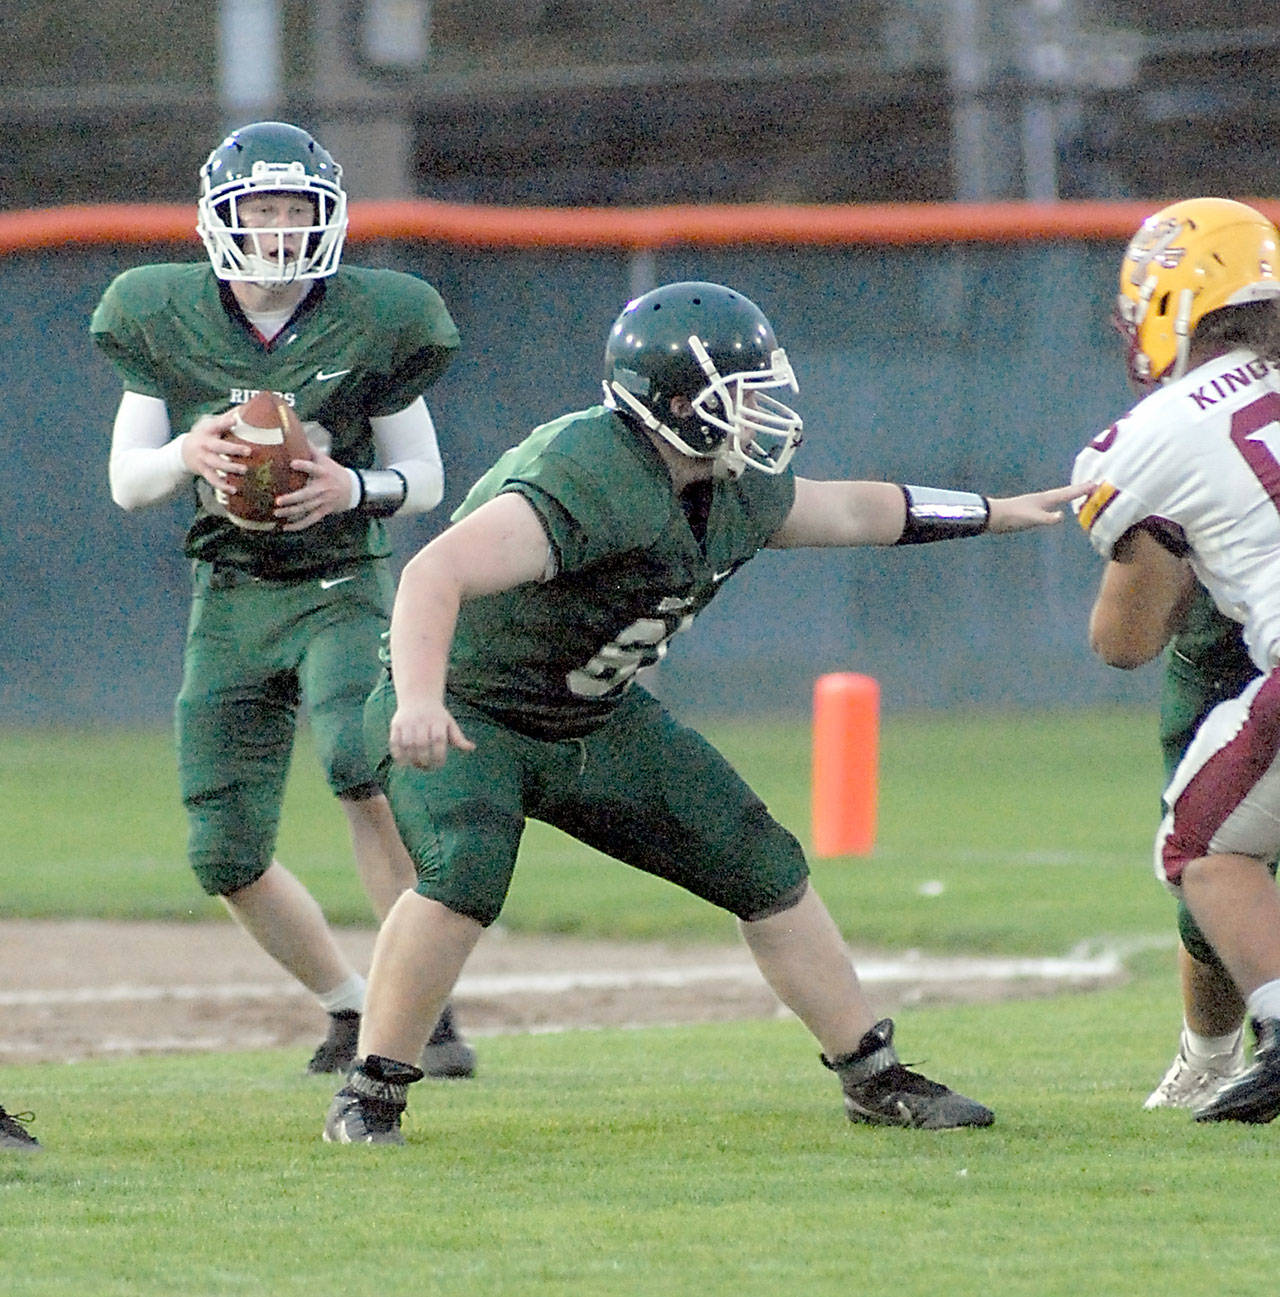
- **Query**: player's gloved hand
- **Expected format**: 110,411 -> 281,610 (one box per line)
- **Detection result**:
181,409 -> 249,494
389,698 -> 476,770
986,482 -> 1092,533
274,449 -> 358,531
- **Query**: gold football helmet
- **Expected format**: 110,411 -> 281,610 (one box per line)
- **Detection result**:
1116,197 -> 1280,387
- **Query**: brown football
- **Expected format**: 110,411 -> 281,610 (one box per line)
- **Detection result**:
223,390 -> 313,530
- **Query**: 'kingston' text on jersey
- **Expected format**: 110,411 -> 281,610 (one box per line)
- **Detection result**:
1188,359 -> 1275,410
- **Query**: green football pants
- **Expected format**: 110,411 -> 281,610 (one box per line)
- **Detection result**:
364,677 -> 810,927
177,560 -> 393,895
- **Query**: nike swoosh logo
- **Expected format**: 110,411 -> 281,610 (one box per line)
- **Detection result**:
319,575 -> 356,590
315,368 -> 351,382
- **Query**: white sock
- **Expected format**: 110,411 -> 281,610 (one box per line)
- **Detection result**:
1182,1023 -> 1242,1062
1246,978 -> 1280,1024
318,973 -> 365,1015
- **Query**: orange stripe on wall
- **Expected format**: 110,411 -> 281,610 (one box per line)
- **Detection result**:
4,198 -> 1280,255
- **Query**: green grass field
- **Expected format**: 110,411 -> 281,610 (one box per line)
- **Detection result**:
3,708 -> 1273,1296
2,706 -> 1171,951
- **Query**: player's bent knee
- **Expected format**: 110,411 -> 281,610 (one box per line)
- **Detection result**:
715,816 -> 810,921
416,879 -> 507,929
191,853 -> 272,897
334,780 -> 382,804
405,803 -> 524,929
183,787 -> 279,896
320,746 -> 380,798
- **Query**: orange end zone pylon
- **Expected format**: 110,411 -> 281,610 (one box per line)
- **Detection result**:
811,672 -> 880,857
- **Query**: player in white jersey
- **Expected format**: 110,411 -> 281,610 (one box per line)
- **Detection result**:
1074,197 -> 1280,1123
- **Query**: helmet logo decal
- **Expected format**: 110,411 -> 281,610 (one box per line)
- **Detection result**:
1118,198 -> 1280,390
1126,217 -> 1188,286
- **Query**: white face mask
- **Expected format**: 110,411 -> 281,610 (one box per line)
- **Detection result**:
604,341 -> 804,477
197,162 -> 347,285
687,337 -> 803,476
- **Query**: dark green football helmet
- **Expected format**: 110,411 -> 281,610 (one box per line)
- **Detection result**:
197,121 -> 347,283
602,281 -> 802,475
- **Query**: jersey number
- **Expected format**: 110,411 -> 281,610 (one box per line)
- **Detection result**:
1231,393 -> 1280,514
567,612 -> 694,699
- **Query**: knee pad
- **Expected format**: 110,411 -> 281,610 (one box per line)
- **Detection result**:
721,812 -> 810,921
184,784 -> 278,896
314,726 -> 379,798
383,763 -> 524,929
189,848 -> 272,898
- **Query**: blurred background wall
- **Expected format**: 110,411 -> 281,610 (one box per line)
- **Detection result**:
5,2 -> 1279,208
2,2 -> 1278,725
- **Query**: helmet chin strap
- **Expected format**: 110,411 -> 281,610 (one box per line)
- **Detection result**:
603,381 -> 720,462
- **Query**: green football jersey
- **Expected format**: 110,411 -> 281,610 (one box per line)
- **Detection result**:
445,407 -> 795,738
1167,584 -> 1254,685
90,262 -> 459,575
1160,582 -> 1257,777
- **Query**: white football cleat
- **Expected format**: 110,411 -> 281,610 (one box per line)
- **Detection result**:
1143,1030 -> 1246,1110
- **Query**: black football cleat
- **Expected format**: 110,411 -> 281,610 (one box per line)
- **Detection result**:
823,1019 -> 994,1130
1195,1018 -> 1280,1124
0,1105 -> 40,1151
421,1004 -> 477,1079
323,1056 -> 424,1145
306,1009 -> 360,1075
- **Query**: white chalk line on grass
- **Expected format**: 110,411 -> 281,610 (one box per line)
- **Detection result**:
0,946 -> 1137,1011
0,943 -> 1165,1057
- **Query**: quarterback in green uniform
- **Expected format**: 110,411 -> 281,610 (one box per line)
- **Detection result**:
92,120 -> 473,1078
323,280 -> 1085,1143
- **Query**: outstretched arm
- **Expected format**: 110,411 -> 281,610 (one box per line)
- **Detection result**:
769,477 -> 1088,549
387,491 -> 553,769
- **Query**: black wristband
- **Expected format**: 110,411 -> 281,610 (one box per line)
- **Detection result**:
895,485 -> 990,544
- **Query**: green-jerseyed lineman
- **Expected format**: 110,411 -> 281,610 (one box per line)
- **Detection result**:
91,120 -> 474,1078
323,279 -> 1085,1144
442,406 -> 790,739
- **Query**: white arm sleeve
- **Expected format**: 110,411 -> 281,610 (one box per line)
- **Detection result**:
369,396 -> 445,515
108,391 -> 190,510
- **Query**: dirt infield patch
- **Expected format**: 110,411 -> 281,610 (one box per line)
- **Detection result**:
0,919 -> 1126,1065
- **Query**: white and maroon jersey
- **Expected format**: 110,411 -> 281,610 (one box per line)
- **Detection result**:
1073,347 -> 1280,672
